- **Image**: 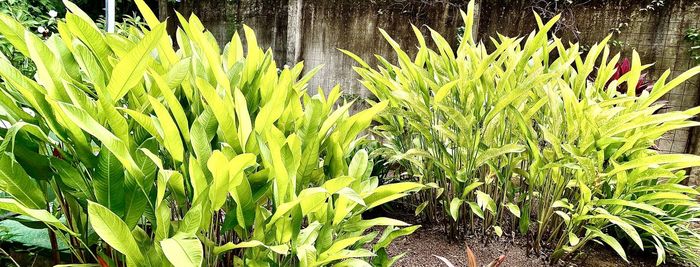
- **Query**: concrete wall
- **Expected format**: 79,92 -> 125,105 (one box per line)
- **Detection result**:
158,0 -> 700,176
158,0 -> 289,59
158,0 -> 469,97
158,0 -> 700,107
296,1 -> 465,96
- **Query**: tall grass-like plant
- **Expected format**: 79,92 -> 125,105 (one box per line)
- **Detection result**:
344,1 -> 700,265
0,1 -> 422,266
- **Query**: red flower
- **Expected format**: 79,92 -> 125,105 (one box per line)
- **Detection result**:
605,58 -> 652,96
52,148 -> 62,159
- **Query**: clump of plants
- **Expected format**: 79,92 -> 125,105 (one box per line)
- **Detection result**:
0,0 -> 63,76
0,0 -> 421,266
344,1 -> 700,265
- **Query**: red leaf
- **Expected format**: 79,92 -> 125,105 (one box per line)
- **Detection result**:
98,256 -> 109,267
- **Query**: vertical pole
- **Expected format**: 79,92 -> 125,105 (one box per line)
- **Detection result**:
158,0 -> 168,21
472,0 -> 481,42
286,0 -> 303,66
106,0 -> 115,33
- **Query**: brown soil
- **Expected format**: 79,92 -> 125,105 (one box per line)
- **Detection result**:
387,225 -> 546,266
386,225 -> 679,267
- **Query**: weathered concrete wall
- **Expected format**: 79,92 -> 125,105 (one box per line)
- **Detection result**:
297,1 -> 466,96
159,0 -> 700,166
159,0 -> 700,107
159,0 -> 469,97
158,0 -> 289,61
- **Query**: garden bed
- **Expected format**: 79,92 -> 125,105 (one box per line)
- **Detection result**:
371,209 -> 676,267
386,225 -> 673,267
0,0 -> 699,266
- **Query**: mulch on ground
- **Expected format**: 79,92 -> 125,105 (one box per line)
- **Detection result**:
386,225 -> 674,267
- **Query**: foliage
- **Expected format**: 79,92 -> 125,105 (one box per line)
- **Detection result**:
0,0 -> 421,266
96,12 -> 149,37
0,0 -> 62,76
0,218 -> 68,250
525,0 -> 665,45
344,1 -> 700,265
686,27 -> 700,63
604,58 -> 652,96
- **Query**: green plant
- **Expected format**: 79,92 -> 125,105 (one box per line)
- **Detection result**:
0,0 -> 62,76
604,57 -> 652,96
96,12 -> 149,37
345,1 -> 529,237
344,1 -> 700,265
686,27 -> 700,63
0,224 -> 12,241
0,0 -> 421,266
609,39 -> 625,49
